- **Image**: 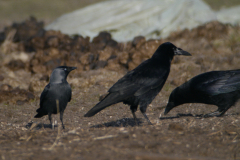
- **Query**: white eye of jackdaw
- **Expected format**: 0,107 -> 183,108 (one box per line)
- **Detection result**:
64,68 -> 67,71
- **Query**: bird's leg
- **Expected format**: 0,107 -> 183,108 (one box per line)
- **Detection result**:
142,113 -> 152,125
203,110 -> 220,118
203,106 -> 231,118
48,113 -> 53,129
60,111 -> 65,129
130,105 -> 138,125
217,106 -> 231,117
140,106 -> 152,125
131,110 -> 137,122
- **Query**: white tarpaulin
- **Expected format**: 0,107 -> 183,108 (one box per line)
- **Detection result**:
45,0 -> 239,42
216,6 -> 240,25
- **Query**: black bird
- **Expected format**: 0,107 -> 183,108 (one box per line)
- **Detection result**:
84,42 -> 191,124
164,69 -> 240,117
34,66 -> 76,129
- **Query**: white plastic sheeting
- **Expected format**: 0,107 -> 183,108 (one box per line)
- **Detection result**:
45,0 -> 238,42
216,6 -> 240,25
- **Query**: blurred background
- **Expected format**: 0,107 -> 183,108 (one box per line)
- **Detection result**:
0,0 -> 106,30
1,0 -> 240,30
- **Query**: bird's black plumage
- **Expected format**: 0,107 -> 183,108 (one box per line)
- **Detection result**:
164,69 -> 240,117
84,42 -> 191,124
34,66 -> 76,129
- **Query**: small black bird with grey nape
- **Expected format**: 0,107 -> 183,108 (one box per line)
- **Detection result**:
84,42 -> 191,124
34,66 -> 76,129
164,69 -> 240,117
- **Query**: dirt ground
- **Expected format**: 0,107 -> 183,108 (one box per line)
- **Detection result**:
0,19 -> 240,160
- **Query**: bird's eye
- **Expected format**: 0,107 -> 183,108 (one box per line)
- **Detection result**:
64,68 -> 67,71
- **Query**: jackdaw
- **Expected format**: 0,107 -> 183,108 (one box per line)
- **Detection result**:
34,66 -> 76,129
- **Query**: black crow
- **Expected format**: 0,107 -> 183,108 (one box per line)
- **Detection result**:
164,69 -> 240,117
84,42 -> 191,124
34,66 -> 76,129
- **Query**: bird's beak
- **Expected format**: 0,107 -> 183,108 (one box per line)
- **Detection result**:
70,67 -> 77,71
67,67 -> 77,72
164,102 -> 175,115
174,48 -> 191,56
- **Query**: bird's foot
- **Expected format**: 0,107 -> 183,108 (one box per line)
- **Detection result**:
202,111 -> 221,118
142,113 -> 153,125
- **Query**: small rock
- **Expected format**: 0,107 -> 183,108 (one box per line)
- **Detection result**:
132,36 -> 145,49
0,84 -> 13,91
7,59 -> 25,71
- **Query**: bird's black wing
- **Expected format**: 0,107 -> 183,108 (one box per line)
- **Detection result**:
194,71 -> 240,96
68,90 -> 72,102
109,60 -> 169,97
66,84 -> 72,102
39,83 -> 50,108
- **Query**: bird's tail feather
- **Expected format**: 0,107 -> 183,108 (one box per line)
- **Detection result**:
84,93 -> 122,117
34,113 -> 44,118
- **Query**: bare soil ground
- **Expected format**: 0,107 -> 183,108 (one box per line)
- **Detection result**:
0,19 -> 240,160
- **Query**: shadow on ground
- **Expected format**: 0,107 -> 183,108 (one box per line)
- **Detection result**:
25,122 -> 57,129
160,113 -> 239,120
91,118 -> 144,128
160,113 -> 199,120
